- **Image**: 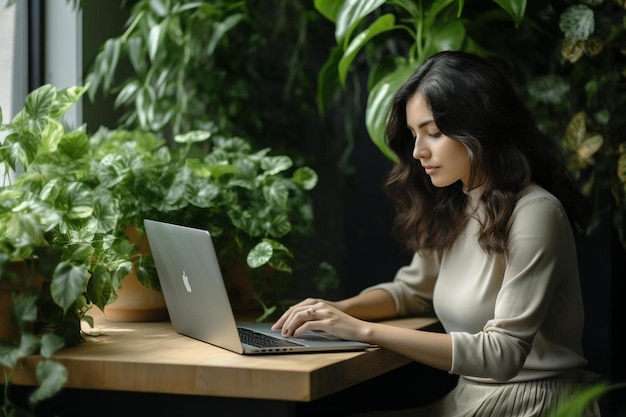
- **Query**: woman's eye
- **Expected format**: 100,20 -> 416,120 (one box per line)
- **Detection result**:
430,131 -> 442,138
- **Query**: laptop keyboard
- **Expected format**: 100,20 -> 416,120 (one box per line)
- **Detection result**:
238,327 -> 303,348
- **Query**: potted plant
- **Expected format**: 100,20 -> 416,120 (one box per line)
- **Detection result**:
0,84 -> 137,414
87,125 -> 319,320
1,80 -> 320,413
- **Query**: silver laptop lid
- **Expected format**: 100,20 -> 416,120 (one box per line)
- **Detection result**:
144,219 -> 245,353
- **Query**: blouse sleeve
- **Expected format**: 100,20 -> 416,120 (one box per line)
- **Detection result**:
450,194 -> 580,381
360,250 -> 441,316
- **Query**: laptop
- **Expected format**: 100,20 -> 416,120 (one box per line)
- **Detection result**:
143,219 -> 375,354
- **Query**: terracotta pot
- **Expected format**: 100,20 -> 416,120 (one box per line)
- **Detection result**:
104,226 -> 169,322
0,260 -> 43,340
222,260 -> 281,316
223,261 -> 261,313
0,289 -> 19,340
104,272 -> 169,322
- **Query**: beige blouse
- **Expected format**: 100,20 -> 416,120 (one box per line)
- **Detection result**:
363,184 -> 589,383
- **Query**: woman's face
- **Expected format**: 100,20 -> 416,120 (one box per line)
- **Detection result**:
406,93 -> 470,187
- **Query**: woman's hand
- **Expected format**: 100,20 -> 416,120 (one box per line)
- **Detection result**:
271,298 -> 369,342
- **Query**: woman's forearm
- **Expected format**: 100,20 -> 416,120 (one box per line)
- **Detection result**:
334,289 -> 398,320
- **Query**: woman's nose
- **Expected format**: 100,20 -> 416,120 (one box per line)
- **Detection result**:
413,137 -> 428,160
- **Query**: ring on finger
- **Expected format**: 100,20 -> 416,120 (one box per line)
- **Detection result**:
306,307 -> 315,319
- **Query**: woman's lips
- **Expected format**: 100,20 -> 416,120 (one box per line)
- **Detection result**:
423,165 -> 439,175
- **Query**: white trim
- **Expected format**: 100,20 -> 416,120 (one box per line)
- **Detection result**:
44,0 -> 83,128
0,0 -> 28,184
0,0 -> 28,123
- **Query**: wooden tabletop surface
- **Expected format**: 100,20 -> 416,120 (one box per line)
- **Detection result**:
5,309 -> 438,402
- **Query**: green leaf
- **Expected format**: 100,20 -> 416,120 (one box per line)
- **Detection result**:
314,261 -> 340,291
50,262 -> 89,313
292,167 -> 318,190
148,22 -> 163,63
135,262 -> 160,291
267,255 -> 292,273
3,131 -> 40,171
102,38 -> 121,93
0,343 -> 20,369
186,158 -> 212,178
3,209 -> 51,251
264,182 -> 289,208
0,333 -> 39,369
264,240 -> 293,273
172,2 -> 203,14
12,292 -> 38,324
40,118 -> 65,154
188,182 -> 220,208
247,241 -> 273,268
66,242 -> 96,263
50,85 -> 89,120
136,85 -> 156,129
422,20 -> 466,58
316,44 -> 344,114
59,182 -> 95,221
126,37 -> 146,74
390,0 -> 423,17
29,359 -> 67,407
313,0 -> 344,22
150,0 -> 169,17
114,80 -> 140,109
39,333 -> 65,358
57,130 -> 90,160
174,130 -> 212,144
23,84 -> 56,126
335,0 -> 386,46
492,0 -> 526,27
110,260 -> 133,292
424,0 -> 461,25
261,155 -> 292,175
618,149 -> 626,184
266,213 -> 292,237
208,14 -> 244,56
18,333 -> 40,359
338,13 -> 397,85
365,63 -> 416,162
92,191 -> 120,234
559,5 -> 594,41
552,382 -> 614,417
87,262 -> 113,310
96,153 -> 130,188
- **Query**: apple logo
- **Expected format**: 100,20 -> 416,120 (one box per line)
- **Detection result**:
181,270 -> 192,293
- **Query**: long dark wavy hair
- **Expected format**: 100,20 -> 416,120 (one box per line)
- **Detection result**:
384,50 -> 591,255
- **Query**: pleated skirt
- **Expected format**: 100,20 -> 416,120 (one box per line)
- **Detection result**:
353,370 -> 601,417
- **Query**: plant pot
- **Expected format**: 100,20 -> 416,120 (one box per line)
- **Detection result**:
104,226 -> 169,322
104,272 -> 169,322
223,261 -> 261,313
222,260 -> 284,317
0,260 -> 44,340
0,289 -> 19,340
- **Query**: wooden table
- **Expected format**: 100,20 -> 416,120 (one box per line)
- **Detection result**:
5,310 -> 442,417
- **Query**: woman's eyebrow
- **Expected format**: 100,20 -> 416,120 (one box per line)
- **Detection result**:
407,120 -> 435,130
418,119 -> 435,129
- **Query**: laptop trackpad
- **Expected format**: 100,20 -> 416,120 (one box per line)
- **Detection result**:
299,330 -> 343,341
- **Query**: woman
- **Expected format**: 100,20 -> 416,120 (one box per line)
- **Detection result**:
272,50 -> 600,416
